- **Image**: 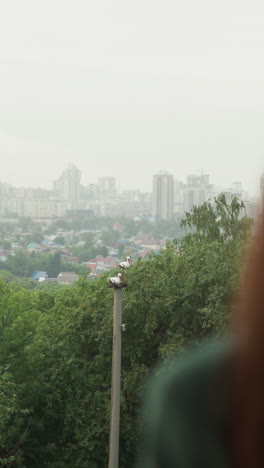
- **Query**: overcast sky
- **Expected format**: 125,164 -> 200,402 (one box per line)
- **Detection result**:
0,0 -> 264,195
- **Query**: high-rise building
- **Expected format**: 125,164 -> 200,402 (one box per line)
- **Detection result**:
183,188 -> 206,212
98,177 -> 116,197
53,165 -> 81,201
81,184 -> 100,200
152,172 -> 174,219
186,174 -> 210,189
174,179 -> 184,213
244,200 -> 258,220
183,173 -> 210,212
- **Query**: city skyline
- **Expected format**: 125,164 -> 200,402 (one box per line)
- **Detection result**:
0,161 -> 262,197
0,165 -> 255,220
0,163 -> 258,198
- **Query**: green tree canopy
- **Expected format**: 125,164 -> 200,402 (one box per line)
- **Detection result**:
0,195 -> 252,467
181,194 -> 251,242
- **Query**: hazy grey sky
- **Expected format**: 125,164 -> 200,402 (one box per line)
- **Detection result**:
0,0 -> 264,194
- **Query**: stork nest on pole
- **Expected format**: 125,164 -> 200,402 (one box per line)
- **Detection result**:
108,282 -> 129,289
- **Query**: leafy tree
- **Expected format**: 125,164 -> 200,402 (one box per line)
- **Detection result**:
0,240 -> 11,250
72,245 -> 109,263
80,232 -> 94,245
151,216 -> 184,239
34,281 -> 62,292
0,250 -> 33,277
136,219 -> 152,234
47,252 -> 62,277
53,236 -> 65,245
18,218 -> 43,236
118,243 -> 125,257
0,366 -> 29,466
123,219 -> 138,237
0,270 -> 14,282
24,232 -> 44,245
101,229 -> 119,246
0,223 -> 14,240
181,194 -> 251,243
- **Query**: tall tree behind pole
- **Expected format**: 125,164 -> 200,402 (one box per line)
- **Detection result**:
108,288 -> 123,468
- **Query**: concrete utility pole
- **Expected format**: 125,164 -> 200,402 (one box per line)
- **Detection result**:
108,287 -> 123,468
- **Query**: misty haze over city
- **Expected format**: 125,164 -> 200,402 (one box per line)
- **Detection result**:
1,1 -> 264,195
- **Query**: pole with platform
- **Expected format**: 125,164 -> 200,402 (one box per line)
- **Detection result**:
108,279 -> 128,468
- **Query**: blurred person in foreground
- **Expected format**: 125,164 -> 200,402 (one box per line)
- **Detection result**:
135,207 -> 264,468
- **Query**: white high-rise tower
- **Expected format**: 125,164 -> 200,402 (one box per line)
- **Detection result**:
152,171 -> 174,220
53,164 -> 81,201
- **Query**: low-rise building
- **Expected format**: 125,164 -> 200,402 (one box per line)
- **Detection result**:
32,271 -> 48,282
27,243 -> 41,252
57,272 -> 79,285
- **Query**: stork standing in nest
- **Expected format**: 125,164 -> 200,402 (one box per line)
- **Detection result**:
108,272 -> 128,288
119,256 -> 132,269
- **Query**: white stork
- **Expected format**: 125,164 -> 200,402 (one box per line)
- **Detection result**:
108,272 -> 124,286
119,256 -> 132,269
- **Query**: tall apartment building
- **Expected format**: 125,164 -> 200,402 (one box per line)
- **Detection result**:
81,184 -> 100,200
186,174 -> 209,188
152,172 -> 174,220
53,165 -> 81,201
98,177 -> 116,197
183,188 -> 206,212
244,200 -> 258,220
174,179 -> 184,213
183,174 -> 210,212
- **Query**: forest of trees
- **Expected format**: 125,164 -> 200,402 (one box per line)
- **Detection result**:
0,195 -> 252,467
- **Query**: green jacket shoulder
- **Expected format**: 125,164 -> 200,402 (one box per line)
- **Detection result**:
136,340 -> 232,468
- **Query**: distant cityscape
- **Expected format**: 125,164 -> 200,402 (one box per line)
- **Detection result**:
0,164 -> 260,220
0,165 -> 261,285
